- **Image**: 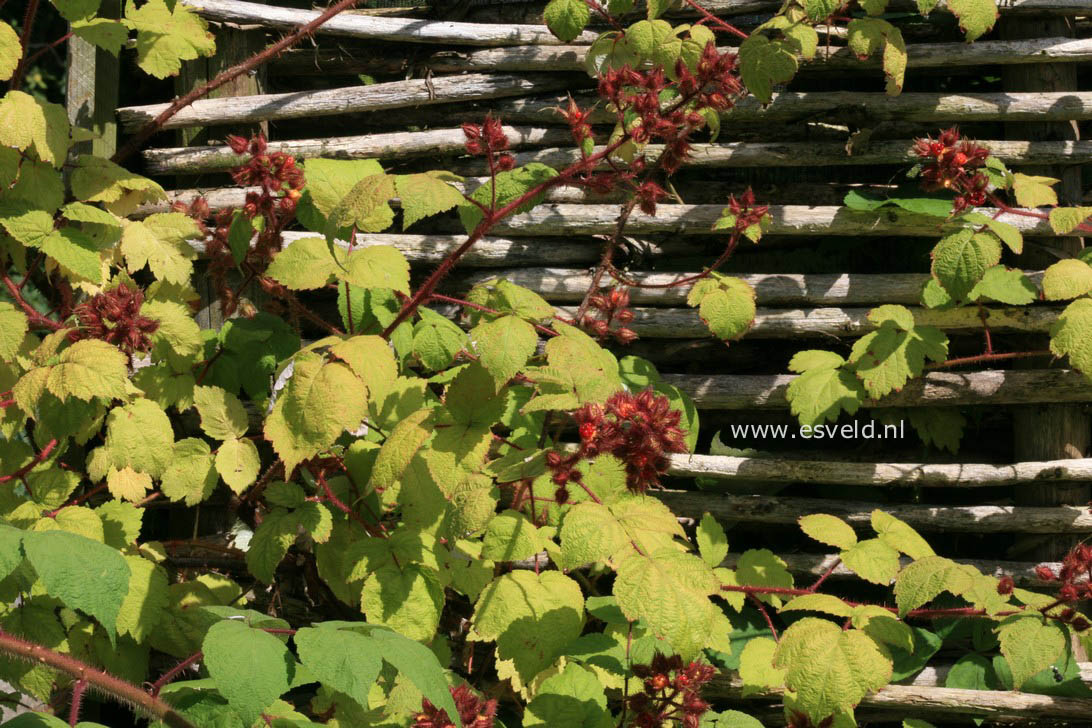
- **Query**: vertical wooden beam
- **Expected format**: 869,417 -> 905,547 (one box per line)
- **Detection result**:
1002,16 -> 1090,563
65,0 -> 120,157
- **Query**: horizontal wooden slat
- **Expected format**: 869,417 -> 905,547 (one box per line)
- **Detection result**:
143,125 -> 573,174
117,74 -> 583,131
657,491 -> 1092,532
667,454 -> 1092,487
454,269 -> 1047,306
184,0 -> 598,45
486,203 -> 1056,236
482,91 -> 1092,126
659,370 -> 1092,410
301,37 -> 1092,75
143,133 -> 1092,175
721,552 -> 1071,587
555,304 -> 1061,339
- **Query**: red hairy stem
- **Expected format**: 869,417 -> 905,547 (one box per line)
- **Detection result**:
427,293 -> 557,338
8,0 -> 41,91
925,349 -> 1052,370
314,469 -> 385,538
0,629 -> 197,728
43,482 -> 108,518
381,136 -> 632,338
807,557 -> 841,593
574,198 -> 638,324
18,252 -> 45,292
112,0 -> 367,163
682,0 -> 749,39
0,438 -> 58,485
2,273 -> 63,331
68,679 -> 88,727
987,192 -> 1092,234
748,594 -> 780,641
150,652 -> 203,697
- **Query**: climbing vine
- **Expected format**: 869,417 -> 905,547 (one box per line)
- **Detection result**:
0,0 -> 1089,726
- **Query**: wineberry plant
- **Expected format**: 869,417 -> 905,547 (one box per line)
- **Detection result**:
0,0 -> 1090,725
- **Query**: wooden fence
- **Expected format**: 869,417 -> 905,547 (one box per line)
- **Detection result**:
81,0 -> 1092,722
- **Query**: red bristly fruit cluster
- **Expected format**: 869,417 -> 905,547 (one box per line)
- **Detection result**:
913,126 -> 991,213
580,287 -> 637,344
1033,544 -> 1092,630
546,388 -> 688,499
226,132 -> 305,219
723,188 -> 769,238
462,115 -> 516,173
414,685 -> 497,728
626,654 -> 715,728
70,283 -> 159,354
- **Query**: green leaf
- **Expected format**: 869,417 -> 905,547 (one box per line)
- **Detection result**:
614,550 -> 718,656
967,265 -> 1037,305
841,537 -> 901,585
785,351 -> 865,426
798,513 -> 856,550
120,213 -> 200,285
697,512 -> 728,567
116,555 -> 169,642
413,308 -> 468,371
907,407 -> 965,453
780,593 -> 853,617
893,555 -> 974,616
0,22 -> 20,81
328,334 -> 398,406
472,314 -> 538,385
71,156 -> 165,214
703,711 -> 766,728
0,302 -> 28,361
872,510 -> 934,560
394,171 -> 465,230
735,548 -> 794,607
948,0 -> 999,41
370,408 -> 432,493
846,18 -> 906,95
160,438 -> 218,506
361,563 -> 443,641
0,91 -> 70,167
293,626 -> 381,711
687,274 -> 756,342
945,653 -> 999,691
367,626 -> 460,721
458,163 -> 559,234
1049,206 -> 1092,235
544,0 -> 590,42
738,35 -> 797,104
803,0 -> 842,21
524,663 -> 610,727
1042,258 -> 1092,301
23,530 -> 130,639
998,615 -> 1067,689
849,306 -> 948,399
71,17 -> 128,56
326,173 -> 396,235
143,299 -> 203,359
193,385 -> 248,440
100,398 -> 175,479
931,228 -> 1001,302
341,245 -> 410,294
266,237 -> 340,290
297,158 -> 385,232
482,509 -> 540,562
215,438 -> 261,493
1011,172 -> 1059,208
246,508 -> 297,584
124,0 -> 216,78
203,620 -> 293,726
773,617 -> 892,725
1051,298 -> 1092,379
738,636 -> 786,696
560,496 -> 685,569
961,212 -> 1023,253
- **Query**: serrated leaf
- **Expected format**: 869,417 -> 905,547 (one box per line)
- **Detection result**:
697,512 -> 728,567
246,508 -> 297,584
341,245 -> 410,294
106,466 -> 152,502
120,213 -> 200,285
71,156 -> 165,213
193,385 -> 249,440
931,228 -> 1001,302
361,563 -> 443,642
412,308 -> 468,371
1012,172 -> 1059,208
738,35 -> 797,104
544,0 -> 590,42
799,513 -> 857,550
872,510 -> 934,560
0,302 -> 27,362
524,663 -> 610,727
893,555 -> 974,616
967,265 -> 1037,305
786,364 -> 865,426
1049,206 -> 1092,235
160,437 -> 217,506
780,593 -> 853,617
125,0 -> 216,78
0,22 -> 20,81
266,237 -> 339,290
472,314 -> 537,384
560,496 -> 685,569
481,509 -> 540,562
216,438 -> 260,493
116,555 -> 168,642
225,210 -> 252,266
738,636 -> 786,696
298,158 -> 385,232
849,308 -> 948,399
458,163 -> 559,234
907,407 -> 965,453
143,299 -> 202,358
734,548 -> 794,608
328,334 -> 397,405
203,620 -> 292,726
23,530 -> 130,639
72,17 -> 128,56
101,398 -> 174,479
841,537 -> 901,585
395,171 -> 465,230
948,0 -> 998,41
327,173 -> 396,235
0,91 -> 70,167
1042,258 -> 1092,301
687,274 -> 756,342
998,615 -> 1067,689
846,18 -> 905,95
1050,298 -> 1092,379
293,626 -> 381,711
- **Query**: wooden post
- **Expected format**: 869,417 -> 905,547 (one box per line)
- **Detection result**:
1002,16 -> 1090,562
65,0 -> 120,157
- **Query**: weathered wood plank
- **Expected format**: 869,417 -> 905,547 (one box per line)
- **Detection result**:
486,203 -> 1057,236
657,491 -> 1092,532
667,453 -> 1092,487
143,126 -> 573,174
721,551 -> 1072,587
690,0 -> 1092,14
554,304 -> 1062,339
658,369 -> 1092,410
143,134 -> 1092,175
184,0 -> 598,45
117,74 -> 583,131
453,269 -> 1047,306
